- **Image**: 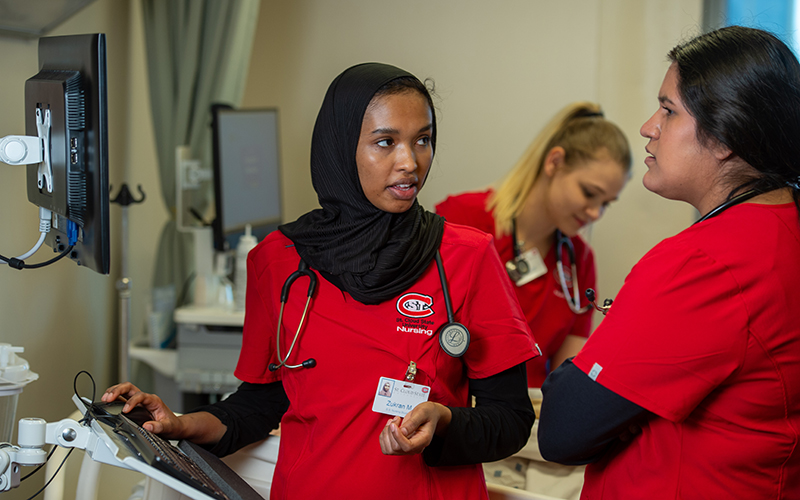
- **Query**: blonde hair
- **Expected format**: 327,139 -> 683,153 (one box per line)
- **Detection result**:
488,101 -> 632,236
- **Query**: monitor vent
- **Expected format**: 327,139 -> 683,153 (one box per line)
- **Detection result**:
68,169 -> 86,227
65,73 -> 85,130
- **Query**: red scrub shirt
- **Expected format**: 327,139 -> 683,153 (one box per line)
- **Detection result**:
436,189 -> 595,387
236,223 -> 538,500
574,202 -> 800,499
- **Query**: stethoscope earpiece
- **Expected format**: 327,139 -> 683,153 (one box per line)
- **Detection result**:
585,288 -> 613,316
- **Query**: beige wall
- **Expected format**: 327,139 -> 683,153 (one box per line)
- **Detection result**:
244,0 -> 703,327
0,1 -> 704,496
0,1 -> 133,497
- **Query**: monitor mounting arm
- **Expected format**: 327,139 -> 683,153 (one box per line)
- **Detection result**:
0,107 -> 52,193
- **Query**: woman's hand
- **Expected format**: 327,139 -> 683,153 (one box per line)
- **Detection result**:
379,401 -> 452,456
102,382 -> 185,439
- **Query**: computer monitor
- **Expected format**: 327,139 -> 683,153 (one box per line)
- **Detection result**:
24,33 -> 110,274
210,105 -> 282,252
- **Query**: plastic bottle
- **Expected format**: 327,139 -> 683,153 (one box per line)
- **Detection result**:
235,224 -> 258,311
214,252 -> 234,311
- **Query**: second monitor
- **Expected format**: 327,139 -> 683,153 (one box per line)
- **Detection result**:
210,105 -> 282,252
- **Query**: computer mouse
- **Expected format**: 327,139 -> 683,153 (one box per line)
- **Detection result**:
92,400 -> 155,427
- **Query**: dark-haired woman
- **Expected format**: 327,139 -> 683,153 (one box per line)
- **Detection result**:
539,26 -> 800,499
104,63 -> 538,499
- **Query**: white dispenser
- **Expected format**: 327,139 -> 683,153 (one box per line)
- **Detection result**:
235,224 -> 258,311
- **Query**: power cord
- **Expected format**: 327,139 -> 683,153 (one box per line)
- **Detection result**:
0,208 -> 53,268
22,448 -> 73,500
2,245 -> 75,270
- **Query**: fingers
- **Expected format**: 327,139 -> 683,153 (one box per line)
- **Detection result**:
380,418 -> 410,455
378,410 -> 435,456
101,382 -> 142,403
101,383 -> 181,438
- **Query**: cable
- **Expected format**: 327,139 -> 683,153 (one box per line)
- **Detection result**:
23,448 -> 73,500
73,370 -> 96,402
5,245 -> 74,270
1,208 -> 52,266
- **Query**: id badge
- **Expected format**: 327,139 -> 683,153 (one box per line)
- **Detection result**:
372,377 -> 430,417
512,248 -> 547,286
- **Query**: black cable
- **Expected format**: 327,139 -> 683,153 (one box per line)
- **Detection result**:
73,370 -> 96,423
23,448 -> 74,500
19,446 -> 57,481
3,245 -> 74,270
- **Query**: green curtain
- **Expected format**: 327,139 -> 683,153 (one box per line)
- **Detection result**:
141,0 -> 260,313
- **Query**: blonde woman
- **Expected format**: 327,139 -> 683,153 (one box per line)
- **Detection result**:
437,102 -> 631,388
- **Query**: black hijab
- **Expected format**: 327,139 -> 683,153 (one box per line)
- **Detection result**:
279,63 -> 445,305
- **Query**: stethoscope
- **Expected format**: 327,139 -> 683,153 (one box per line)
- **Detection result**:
554,230 -> 591,314
506,219 -> 590,315
580,188 -> 764,318
694,189 -> 760,224
268,251 -> 470,371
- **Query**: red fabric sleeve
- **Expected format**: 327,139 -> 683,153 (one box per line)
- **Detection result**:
573,238 -> 748,422
234,238 -> 285,384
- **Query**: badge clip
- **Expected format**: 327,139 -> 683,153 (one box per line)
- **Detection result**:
405,361 -> 417,382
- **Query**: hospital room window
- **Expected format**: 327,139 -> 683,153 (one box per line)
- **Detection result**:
704,0 -> 799,53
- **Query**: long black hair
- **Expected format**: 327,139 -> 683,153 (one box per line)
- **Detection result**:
668,26 -> 800,215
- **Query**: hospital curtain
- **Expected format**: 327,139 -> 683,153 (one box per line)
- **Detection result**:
140,0 -> 260,336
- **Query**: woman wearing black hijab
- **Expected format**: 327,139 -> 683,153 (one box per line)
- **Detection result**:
104,63 -> 538,499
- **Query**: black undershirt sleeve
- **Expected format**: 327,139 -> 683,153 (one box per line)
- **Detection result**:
187,381 -> 289,457
423,362 -> 535,466
537,359 -> 648,465
189,364 -> 533,464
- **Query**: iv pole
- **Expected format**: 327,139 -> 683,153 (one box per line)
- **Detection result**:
110,184 -> 146,382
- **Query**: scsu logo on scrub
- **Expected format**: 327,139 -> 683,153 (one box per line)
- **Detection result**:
396,293 -> 434,318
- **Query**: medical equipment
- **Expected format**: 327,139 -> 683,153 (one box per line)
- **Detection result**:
434,251 -> 470,357
268,260 -> 318,371
269,251 -> 471,371
585,288 -> 613,316
555,231 -> 590,314
506,219 -> 589,314
695,189 -> 760,224
1,393 -> 263,500
580,189 -> 764,319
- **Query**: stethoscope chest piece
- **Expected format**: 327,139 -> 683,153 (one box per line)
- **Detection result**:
434,250 -> 471,358
439,322 -> 470,357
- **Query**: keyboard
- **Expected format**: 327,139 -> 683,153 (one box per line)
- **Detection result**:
88,402 -> 233,500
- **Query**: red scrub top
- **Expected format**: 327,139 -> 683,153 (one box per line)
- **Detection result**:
573,202 -> 800,499
236,223 -> 538,500
436,189 -> 595,387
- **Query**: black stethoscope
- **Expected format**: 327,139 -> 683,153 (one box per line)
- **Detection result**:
268,251 -> 470,371
694,189 -> 760,224
581,188 -> 764,318
506,219 -> 590,314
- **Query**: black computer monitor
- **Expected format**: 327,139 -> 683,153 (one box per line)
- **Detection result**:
210,104 -> 282,251
24,33 -> 110,274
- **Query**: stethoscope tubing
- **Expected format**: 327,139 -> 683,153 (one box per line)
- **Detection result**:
269,261 -> 318,371
271,249 -> 468,370
512,218 -> 589,314
555,231 -> 590,315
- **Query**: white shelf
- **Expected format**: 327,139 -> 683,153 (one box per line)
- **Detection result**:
129,346 -> 177,378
